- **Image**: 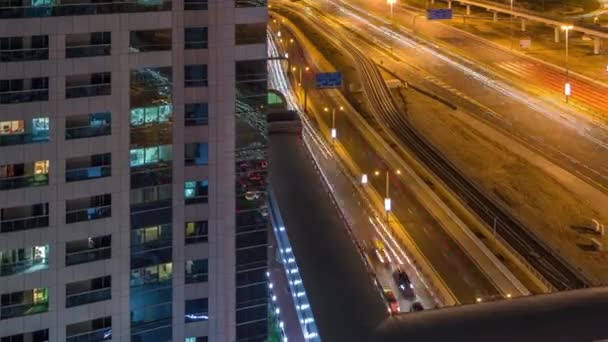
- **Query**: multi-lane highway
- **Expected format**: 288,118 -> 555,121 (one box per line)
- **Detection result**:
270,13 -> 507,304
325,0 -> 608,192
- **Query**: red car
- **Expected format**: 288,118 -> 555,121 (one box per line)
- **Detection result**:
383,289 -> 400,315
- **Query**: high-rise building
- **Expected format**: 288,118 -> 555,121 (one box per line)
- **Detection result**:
0,0 -> 269,340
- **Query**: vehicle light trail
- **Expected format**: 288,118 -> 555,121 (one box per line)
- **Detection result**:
317,0 -> 608,152
268,28 -> 444,306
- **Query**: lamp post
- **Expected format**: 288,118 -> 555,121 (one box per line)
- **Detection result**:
299,66 -> 311,111
325,106 -> 344,143
387,0 -> 397,56
362,169 -> 401,223
509,0 -> 514,50
561,25 -> 573,103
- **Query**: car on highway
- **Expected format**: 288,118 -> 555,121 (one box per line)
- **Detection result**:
393,269 -> 415,298
383,289 -> 400,315
410,302 -> 424,312
373,238 -> 391,265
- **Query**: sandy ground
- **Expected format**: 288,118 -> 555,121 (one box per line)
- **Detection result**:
403,87 -> 608,284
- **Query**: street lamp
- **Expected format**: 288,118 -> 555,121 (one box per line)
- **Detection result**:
361,169 -> 401,222
561,25 -> 573,103
299,66 -> 311,112
387,0 -> 397,55
325,106 -> 344,142
509,0 -> 514,50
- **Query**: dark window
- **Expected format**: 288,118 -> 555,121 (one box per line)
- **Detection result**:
184,142 -> 208,166
65,235 -> 111,266
65,193 -> 111,223
0,0 -> 172,19
0,160 -> 49,191
0,203 -> 49,233
236,304 -> 266,324
185,103 -> 208,126
235,23 -> 266,45
1,329 -> 49,342
235,0 -> 266,7
66,276 -> 111,308
0,35 -> 48,62
236,320 -> 268,341
65,72 -> 111,98
0,77 -> 48,104
130,29 -> 171,52
184,180 -> 208,204
185,220 -> 208,244
66,316 -> 111,342
66,153 -> 111,182
185,298 -> 208,323
65,112 -> 111,140
184,65 -> 207,87
66,32 -> 111,58
184,0 -> 207,10
0,117 -> 50,147
0,288 -> 49,320
185,259 -> 208,283
236,60 -> 267,111
184,27 -> 207,49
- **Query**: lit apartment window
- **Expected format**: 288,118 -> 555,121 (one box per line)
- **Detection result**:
184,180 -> 208,204
184,27 -> 208,49
65,194 -> 111,223
0,77 -> 48,104
65,235 -> 111,266
65,72 -> 111,98
65,153 -> 111,182
0,203 -> 49,233
185,259 -> 208,283
185,220 -> 208,244
1,328 -> 49,342
185,103 -> 208,126
0,288 -> 49,320
66,32 -> 111,58
130,29 -> 171,52
235,23 -> 266,45
0,160 -> 49,191
130,144 -> 173,167
184,142 -> 208,166
185,298 -> 208,323
131,224 -> 172,253
0,35 -> 48,62
0,244 -> 49,277
130,104 -> 172,126
66,275 -> 111,308
184,0 -> 207,10
185,337 -> 208,342
130,262 -> 172,288
184,65 -> 207,87
66,316 -> 111,342
65,112 -> 111,140
0,117 -> 49,146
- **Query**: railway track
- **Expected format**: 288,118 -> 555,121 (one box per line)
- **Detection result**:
274,4 -> 589,291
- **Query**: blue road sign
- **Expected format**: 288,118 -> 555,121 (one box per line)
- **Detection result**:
426,8 -> 453,20
315,72 -> 342,89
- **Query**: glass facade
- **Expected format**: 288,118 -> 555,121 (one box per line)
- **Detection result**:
235,58 -> 269,341
130,65 -> 173,342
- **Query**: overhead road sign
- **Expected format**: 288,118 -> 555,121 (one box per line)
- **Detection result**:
316,72 -> 342,89
427,8 -> 453,20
